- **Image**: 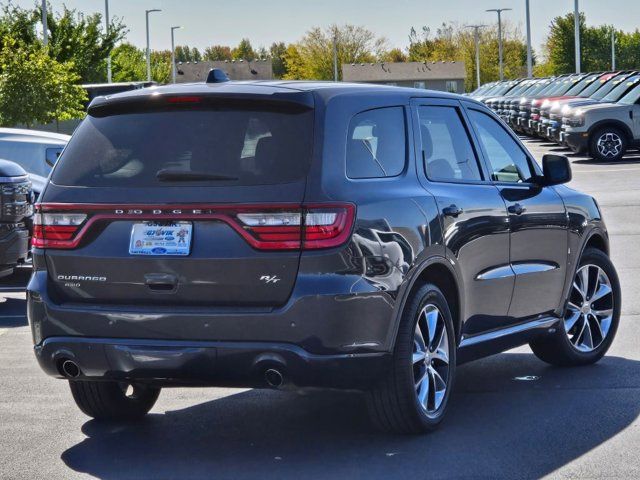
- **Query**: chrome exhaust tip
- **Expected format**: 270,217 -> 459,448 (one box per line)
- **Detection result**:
264,368 -> 284,388
61,359 -> 81,378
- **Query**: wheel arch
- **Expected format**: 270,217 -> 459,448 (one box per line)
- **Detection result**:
588,120 -> 633,144
556,227 -> 610,317
583,230 -> 609,256
391,256 -> 463,348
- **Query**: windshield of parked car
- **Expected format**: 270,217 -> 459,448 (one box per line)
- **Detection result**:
602,76 -> 640,103
590,74 -> 632,100
536,79 -> 567,96
618,83 -> 640,105
565,74 -> 602,96
547,77 -> 582,96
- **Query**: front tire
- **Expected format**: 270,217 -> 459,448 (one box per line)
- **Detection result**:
530,248 -> 621,366
69,380 -> 161,421
367,283 -> 456,433
589,127 -> 627,162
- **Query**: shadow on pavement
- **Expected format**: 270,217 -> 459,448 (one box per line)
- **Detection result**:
0,296 -> 27,327
61,352 -> 640,479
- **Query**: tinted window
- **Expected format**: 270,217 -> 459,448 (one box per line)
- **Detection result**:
419,106 -> 482,182
52,106 -> 313,187
347,107 -> 406,179
45,147 -> 63,167
468,109 -> 535,183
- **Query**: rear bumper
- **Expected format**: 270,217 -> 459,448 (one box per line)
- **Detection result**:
28,267 -> 397,388
34,336 -> 390,389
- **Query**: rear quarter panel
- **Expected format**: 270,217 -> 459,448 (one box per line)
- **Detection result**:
299,91 -> 445,352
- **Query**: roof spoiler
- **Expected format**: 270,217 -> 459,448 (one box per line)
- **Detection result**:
206,68 -> 230,84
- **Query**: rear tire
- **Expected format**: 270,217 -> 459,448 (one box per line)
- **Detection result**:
366,283 -> 456,433
530,248 -> 621,366
69,380 -> 160,421
589,127 -> 627,162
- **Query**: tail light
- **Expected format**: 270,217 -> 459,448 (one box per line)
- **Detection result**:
32,212 -> 87,248
32,203 -> 355,251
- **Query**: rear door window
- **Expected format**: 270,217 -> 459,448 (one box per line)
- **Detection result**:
52,106 -> 313,187
418,106 -> 483,182
346,107 -> 406,178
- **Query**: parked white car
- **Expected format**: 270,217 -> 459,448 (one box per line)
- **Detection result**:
0,128 -> 70,194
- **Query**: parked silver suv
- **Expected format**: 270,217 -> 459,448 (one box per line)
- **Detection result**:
561,76 -> 640,161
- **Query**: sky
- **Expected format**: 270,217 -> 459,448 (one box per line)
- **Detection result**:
13,0 -> 640,57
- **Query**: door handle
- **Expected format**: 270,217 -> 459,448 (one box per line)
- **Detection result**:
508,203 -> 526,215
442,204 -> 463,217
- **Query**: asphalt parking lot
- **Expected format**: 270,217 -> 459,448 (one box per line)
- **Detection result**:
1,139 -> 639,480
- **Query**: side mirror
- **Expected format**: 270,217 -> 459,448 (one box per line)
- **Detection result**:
540,154 -> 571,186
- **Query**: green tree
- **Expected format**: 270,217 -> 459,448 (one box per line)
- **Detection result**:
111,43 -> 170,83
283,44 -> 306,80
232,38 -> 255,60
408,22 -> 529,91
380,48 -> 407,63
0,3 -> 125,83
538,13 -> 623,74
285,25 -> 387,80
269,42 -> 287,78
111,42 -> 145,81
203,45 -> 232,61
616,29 -> 640,70
0,38 -> 86,127
174,45 -> 201,62
150,50 -> 171,83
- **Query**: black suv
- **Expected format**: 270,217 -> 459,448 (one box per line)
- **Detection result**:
28,81 -> 621,433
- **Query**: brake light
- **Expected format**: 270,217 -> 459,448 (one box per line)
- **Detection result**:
166,96 -> 202,104
32,212 -> 87,248
32,204 -> 355,251
235,205 -> 354,250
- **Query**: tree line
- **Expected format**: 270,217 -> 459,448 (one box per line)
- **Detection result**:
1,1 -> 640,128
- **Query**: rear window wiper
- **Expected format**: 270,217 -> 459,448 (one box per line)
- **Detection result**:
156,169 -> 239,182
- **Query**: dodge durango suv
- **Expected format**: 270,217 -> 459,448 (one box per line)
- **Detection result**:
28,80 -> 621,433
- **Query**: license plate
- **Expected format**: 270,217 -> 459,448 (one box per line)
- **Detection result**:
129,222 -> 193,256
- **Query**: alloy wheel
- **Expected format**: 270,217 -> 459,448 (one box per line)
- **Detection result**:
596,132 -> 623,158
565,264 -> 614,352
413,304 -> 450,417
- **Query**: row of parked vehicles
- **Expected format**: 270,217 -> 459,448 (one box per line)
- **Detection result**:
470,71 -> 640,161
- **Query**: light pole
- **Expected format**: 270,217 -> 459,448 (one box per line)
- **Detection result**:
41,0 -> 48,46
574,0 -> 580,73
466,25 -> 486,90
105,0 -> 111,83
145,9 -> 161,82
332,30 -> 339,82
486,8 -> 512,81
171,26 -> 182,84
525,0 -> 532,77
611,27 -> 616,70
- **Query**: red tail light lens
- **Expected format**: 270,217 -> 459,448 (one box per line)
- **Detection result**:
32,204 -> 355,251
32,212 -> 87,248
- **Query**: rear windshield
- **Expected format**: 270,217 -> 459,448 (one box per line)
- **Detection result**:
52,106 -> 313,187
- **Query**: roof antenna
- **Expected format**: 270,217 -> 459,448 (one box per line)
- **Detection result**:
206,68 -> 230,83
